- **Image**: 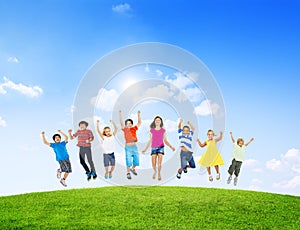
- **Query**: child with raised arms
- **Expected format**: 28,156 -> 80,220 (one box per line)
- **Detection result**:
119,110 -> 141,180
142,116 -> 175,181
96,119 -> 117,179
227,132 -> 254,186
41,130 -> 72,187
197,129 -> 224,182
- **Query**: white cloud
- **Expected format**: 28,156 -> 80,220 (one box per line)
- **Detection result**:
266,158 -> 282,171
143,84 -> 174,100
251,178 -> 263,184
145,64 -> 150,72
0,116 -> 7,127
112,3 -> 131,13
253,168 -> 263,173
273,175 -> 300,189
91,88 -> 119,112
0,77 -> 42,97
182,87 -> 204,102
8,57 -> 19,63
156,69 -> 163,77
164,119 -> 178,133
165,72 -> 194,90
194,99 -> 221,116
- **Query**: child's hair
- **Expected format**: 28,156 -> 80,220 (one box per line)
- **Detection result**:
125,119 -> 133,126
102,127 -> 111,136
150,116 -> 163,128
237,138 -> 244,145
182,125 -> 190,131
207,129 -> 214,134
52,134 -> 61,141
79,121 -> 88,127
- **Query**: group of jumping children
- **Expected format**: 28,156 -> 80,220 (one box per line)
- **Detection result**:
41,110 -> 254,187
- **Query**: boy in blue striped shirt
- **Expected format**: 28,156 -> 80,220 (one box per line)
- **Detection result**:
176,119 -> 196,179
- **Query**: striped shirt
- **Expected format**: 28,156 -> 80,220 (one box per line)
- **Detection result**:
73,129 -> 94,147
178,129 -> 193,152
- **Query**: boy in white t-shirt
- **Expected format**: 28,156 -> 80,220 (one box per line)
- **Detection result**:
227,132 -> 254,186
97,119 -> 117,179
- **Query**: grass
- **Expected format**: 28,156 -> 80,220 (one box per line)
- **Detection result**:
0,186 -> 299,229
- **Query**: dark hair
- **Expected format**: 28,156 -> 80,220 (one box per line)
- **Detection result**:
125,119 -> 133,126
102,126 -> 111,136
52,134 -> 61,141
182,125 -> 190,131
150,116 -> 163,128
79,121 -> 88,127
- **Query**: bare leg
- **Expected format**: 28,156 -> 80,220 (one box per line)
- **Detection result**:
214,165 -> 219,174
207,167 -> 211,175
157,154 -> 163,180
152,154 -> 157,179
105,166 -> 109,177
63,172 -> 69,180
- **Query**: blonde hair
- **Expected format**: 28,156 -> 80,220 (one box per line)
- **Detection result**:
207,129 -> 215,135
237,138 -> 244,145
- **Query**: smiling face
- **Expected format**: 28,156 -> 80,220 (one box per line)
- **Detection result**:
155,117 -> 162,127
182,126 -> 190,135
237,138 -> 244,147
207,130 -> 214,140
103,127 -> 112,137
125,119 -> 133,128
53,134 -> 61,143
79,123 -> 87,130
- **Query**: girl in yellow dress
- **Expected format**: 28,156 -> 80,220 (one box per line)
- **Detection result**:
197,129 -> 224,182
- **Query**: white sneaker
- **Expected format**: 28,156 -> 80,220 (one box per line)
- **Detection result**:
227,175 -> 232,184
60,179 -> 67,187
234,177 -> 238,186
209,175 -> 213,182
57,169 -> 62,179
216,173 -> 220,180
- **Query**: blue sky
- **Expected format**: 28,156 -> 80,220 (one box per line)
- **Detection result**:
0,0 -> 299,196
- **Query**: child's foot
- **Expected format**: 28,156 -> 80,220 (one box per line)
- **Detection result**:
57,169 -> 62,179
104,173 -> 108,179
91,171 -> 97,180
176,172 -> 182,179
152,172 -> 156,179
86,172 -> 92,181
108,171 -> 112,179
234,177 -> 238,186
158,174 -> 162,181
209,175 -> 213,182
183,168 -> 188,173
127,173 -> 132,180
130,168 -> 137,176
216,173 -> 220,180
227,175 -> 232,184
60,178 -> 67,187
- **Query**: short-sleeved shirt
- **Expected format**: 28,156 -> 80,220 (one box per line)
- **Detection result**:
122,126 -> 138,143
150,128 -> 165,148
50,141 -> 69,161
232,143 -> 246,161
178,129 -> 193,152
73,129 -> 94,147
102,135 -> 115,154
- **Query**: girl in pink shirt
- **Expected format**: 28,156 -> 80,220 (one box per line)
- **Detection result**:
142,116 -> 175,181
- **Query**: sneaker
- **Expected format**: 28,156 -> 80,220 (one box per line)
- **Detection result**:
57,169 -> 62,179
234,177 -> 238,186
176,172 -> 182,179
86,172 -> 92,181
91,171 -> 97,180
209,175 -> 213,182
60,178 -> 67,187
108,171 -> 112,179
127,173 -> 132,180
227,175 -> 232,184
104,174 -> 108,179
183,168 -> 188,173
216,173 -> 220,180
130,168 -> 137,176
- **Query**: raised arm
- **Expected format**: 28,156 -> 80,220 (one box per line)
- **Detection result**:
58,130 -> 68,142
110,120 -> 118,136
245,137 -> 254,147
96,120 -> 104,140
163,133 -> 175,151
119,110 -> 124,129
187,121 -> 195,132
137,110 -> 141,128
230,131 -> 235,143
178,118 -> 183,130
142,133 -> 152,153
197,138 -> 206,148
68,129 -> 75,140
41,131 -> 50,146
215,131 -> 223,142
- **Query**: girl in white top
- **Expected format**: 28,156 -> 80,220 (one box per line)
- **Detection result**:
97,120 -> 117,179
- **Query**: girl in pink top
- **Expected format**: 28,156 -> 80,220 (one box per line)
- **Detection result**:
142,116 -> 175,181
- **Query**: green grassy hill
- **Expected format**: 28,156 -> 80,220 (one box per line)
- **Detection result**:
0,186 -> 299,229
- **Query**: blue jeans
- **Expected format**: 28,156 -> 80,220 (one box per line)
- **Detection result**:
180,150 -> 196,169
125,145 -> 139,167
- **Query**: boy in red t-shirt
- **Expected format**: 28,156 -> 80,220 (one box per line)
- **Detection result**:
119,110 -> 141,180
